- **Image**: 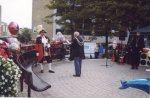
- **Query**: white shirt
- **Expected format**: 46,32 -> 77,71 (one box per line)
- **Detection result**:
41,36 -> 50,56
42,36 -> 48,47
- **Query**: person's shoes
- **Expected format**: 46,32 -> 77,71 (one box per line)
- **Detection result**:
73,74 -> 80,77
49,70 -> 55,73
41,70 -> 44,73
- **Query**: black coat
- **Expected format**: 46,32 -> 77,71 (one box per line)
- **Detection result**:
36,36 -> 50,44
130,36 -> 145,52
36,36 -> 50,56
130,36 -> 145,65
70,36 -> 85,59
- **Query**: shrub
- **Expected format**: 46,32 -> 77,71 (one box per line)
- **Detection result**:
0,56 -> 22,97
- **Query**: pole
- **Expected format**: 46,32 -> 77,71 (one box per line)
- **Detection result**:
82,18 -> 84,37
105,19 -> 110,67
105,30 -> 109,67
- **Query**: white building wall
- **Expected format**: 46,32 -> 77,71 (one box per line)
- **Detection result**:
0,22 -> 8,36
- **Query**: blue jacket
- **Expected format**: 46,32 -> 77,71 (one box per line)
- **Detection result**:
99,46 -> 104,53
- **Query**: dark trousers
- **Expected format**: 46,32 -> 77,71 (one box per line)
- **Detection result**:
39,56 -> 52,63
95,52 -> 99,59
131,51 -> 140,69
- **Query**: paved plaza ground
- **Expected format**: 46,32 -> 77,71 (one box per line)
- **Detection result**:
18,59 -> 150,98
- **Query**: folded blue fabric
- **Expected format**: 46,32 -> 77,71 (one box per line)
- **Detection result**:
119,78 -> 150,94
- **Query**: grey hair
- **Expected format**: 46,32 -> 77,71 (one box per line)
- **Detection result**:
74,31 -> 80,37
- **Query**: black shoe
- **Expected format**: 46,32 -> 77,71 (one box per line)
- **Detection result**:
49,70 -> 55,73
135,67 -> 138,70
73,75 -> 80,77
41,70 -> 44,73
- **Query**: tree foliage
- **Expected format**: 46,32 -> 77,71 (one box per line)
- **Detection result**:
45,0 -> 150,59
17,28 -> 32,43
45,0 -> 150,35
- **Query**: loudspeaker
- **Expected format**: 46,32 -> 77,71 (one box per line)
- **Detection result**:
147,61 -> 150,66
141,53 -> 147,59
140,53 -> 147,66
140,60 -> 146,65
147,54 -> 150,66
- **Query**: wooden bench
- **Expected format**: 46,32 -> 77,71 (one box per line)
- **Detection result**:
17,50 -> 51,97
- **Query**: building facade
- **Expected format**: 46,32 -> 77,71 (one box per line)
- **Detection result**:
0,5 -> 9,36
0,22 -> 8,36
32,0 -> 54,39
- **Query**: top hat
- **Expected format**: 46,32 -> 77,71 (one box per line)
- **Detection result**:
35,25 -> 46,33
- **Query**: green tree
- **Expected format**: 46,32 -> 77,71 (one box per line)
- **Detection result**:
45,0 -> 94,39
114,0 -> 150,30
45,0 -> 150,33
17,28 -> 32,43
45,0 -> 150,60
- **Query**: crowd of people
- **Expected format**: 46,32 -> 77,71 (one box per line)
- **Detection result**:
117,32 -> 145,70
94,32 -> 145,70
34,24 -> 145,78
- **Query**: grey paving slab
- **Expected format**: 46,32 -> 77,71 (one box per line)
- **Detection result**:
18,59 -> 150,98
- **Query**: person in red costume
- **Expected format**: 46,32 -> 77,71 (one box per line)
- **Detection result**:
35,25 -> 55,73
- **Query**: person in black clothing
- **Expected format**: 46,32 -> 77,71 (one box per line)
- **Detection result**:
130,32 -> 145,69
123,44 -> 132,64
70,31 -> 85,77
94,44 -> 99,59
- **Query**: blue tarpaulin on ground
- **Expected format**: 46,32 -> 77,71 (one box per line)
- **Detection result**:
119,78 -> 150,94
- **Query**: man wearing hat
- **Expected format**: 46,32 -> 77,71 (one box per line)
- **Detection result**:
35,25 -> 55,73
